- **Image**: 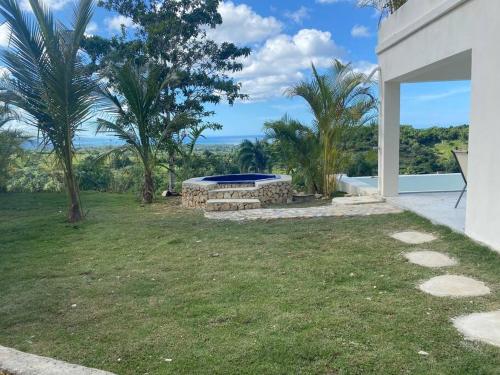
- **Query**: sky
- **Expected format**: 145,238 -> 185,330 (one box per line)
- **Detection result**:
0,0 -> 471,137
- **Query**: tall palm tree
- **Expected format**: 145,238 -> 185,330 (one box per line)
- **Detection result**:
98,63 -> 189,203
287,60 -> 376,196
264,115 -> 321,193
238,139 -> 271,173
0,0 -> 96,222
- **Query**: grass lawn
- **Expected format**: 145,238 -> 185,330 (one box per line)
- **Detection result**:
0,192 -> 499,374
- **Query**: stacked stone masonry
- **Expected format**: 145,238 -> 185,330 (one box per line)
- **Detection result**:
182,175 -> 293,211
205,199 -> 261,212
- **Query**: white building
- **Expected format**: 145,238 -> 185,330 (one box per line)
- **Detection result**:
377,0 -> 500,251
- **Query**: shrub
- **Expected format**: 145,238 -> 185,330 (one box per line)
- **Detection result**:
7,165 -> 64,192
76,153 -> 113,192
0,130 -> 25,192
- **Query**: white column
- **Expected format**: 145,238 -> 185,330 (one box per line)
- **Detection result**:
378,81 -> 400,197
465,44 -> 500,251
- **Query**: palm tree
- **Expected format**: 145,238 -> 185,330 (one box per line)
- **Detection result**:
264,115 -> 321,193
238,139 -> 271,173
98,63 -> 189,203
0,0 -> 96,222
358,0 -> 407,18
287,60 -> 376,196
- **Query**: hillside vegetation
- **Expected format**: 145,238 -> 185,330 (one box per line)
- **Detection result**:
0,124 -> 468,195
344,124 -> 468,177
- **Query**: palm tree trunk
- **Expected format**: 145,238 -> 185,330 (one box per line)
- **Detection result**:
143,168 -> 154,204
322,137 -> 332,197
168,154 -> 176,192
66,172 -> 82,222
62,155 -> 83,222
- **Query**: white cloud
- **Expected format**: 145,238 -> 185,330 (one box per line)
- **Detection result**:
20,0 -> 71,12
284,6 -> 310,24
270,102 -> 308,111
105,15 -> 136,33
352,61 -> 379,82
352,60 -> 378,73
317,0 -> 374,6
351,24 -> 371,38
233,29 -> 344,100
0,66 -> 10,76
202,1 -> 371,102
416,87 -> 470,102
206,1 -> 282,45
85,21 -> 98,35
0,23 -> 11,48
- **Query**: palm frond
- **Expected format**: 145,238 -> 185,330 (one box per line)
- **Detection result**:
0,0 -> 95,221
284,59 -> 377,195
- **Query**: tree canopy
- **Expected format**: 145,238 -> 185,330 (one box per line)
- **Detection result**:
80,0 -> 251,197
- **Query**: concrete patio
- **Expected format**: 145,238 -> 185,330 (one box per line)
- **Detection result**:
388,192 -> 466,233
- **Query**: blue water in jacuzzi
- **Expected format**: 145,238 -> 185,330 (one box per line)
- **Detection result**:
202,173 -> 277,184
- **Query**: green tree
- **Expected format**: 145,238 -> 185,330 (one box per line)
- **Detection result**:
287,60 -> 376,196
0,129 -> 25,191
237,139 -> 271,173
98,64 -> 191,203
265,116 -> 321,193
83,0 -> 251,192
0,0 -> 96,222
76,152 -> 113,192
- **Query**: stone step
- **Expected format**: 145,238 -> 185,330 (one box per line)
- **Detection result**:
205,199 -> 261,212
208,187 -> 259,199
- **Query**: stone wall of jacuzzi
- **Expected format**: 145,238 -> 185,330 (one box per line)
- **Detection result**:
181,175 -> 293,209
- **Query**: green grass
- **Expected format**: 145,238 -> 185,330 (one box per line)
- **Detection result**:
435,141 -> 468,163
0,192 -> 499,374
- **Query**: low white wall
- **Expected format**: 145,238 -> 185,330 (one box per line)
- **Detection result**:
337,175 -> 379,196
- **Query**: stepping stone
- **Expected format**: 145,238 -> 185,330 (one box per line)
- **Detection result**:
419,275 -> 490,297
391,231 -> 436,244
453,310 -> 500,347
404,251 -> 457,268
332,196 -> 385,205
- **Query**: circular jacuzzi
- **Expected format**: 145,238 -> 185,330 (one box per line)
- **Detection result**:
182,173 -> 292,210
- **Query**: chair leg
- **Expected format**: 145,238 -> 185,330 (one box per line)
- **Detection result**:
455,185 -> 467,208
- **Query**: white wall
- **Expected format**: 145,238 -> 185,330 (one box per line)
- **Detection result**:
466,1 -> 500,250
377,0 -> 500,251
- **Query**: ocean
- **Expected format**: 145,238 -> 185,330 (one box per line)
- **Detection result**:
22,135 -> 265,149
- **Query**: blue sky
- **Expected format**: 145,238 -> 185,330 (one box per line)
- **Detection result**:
0,0 -> 471,136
